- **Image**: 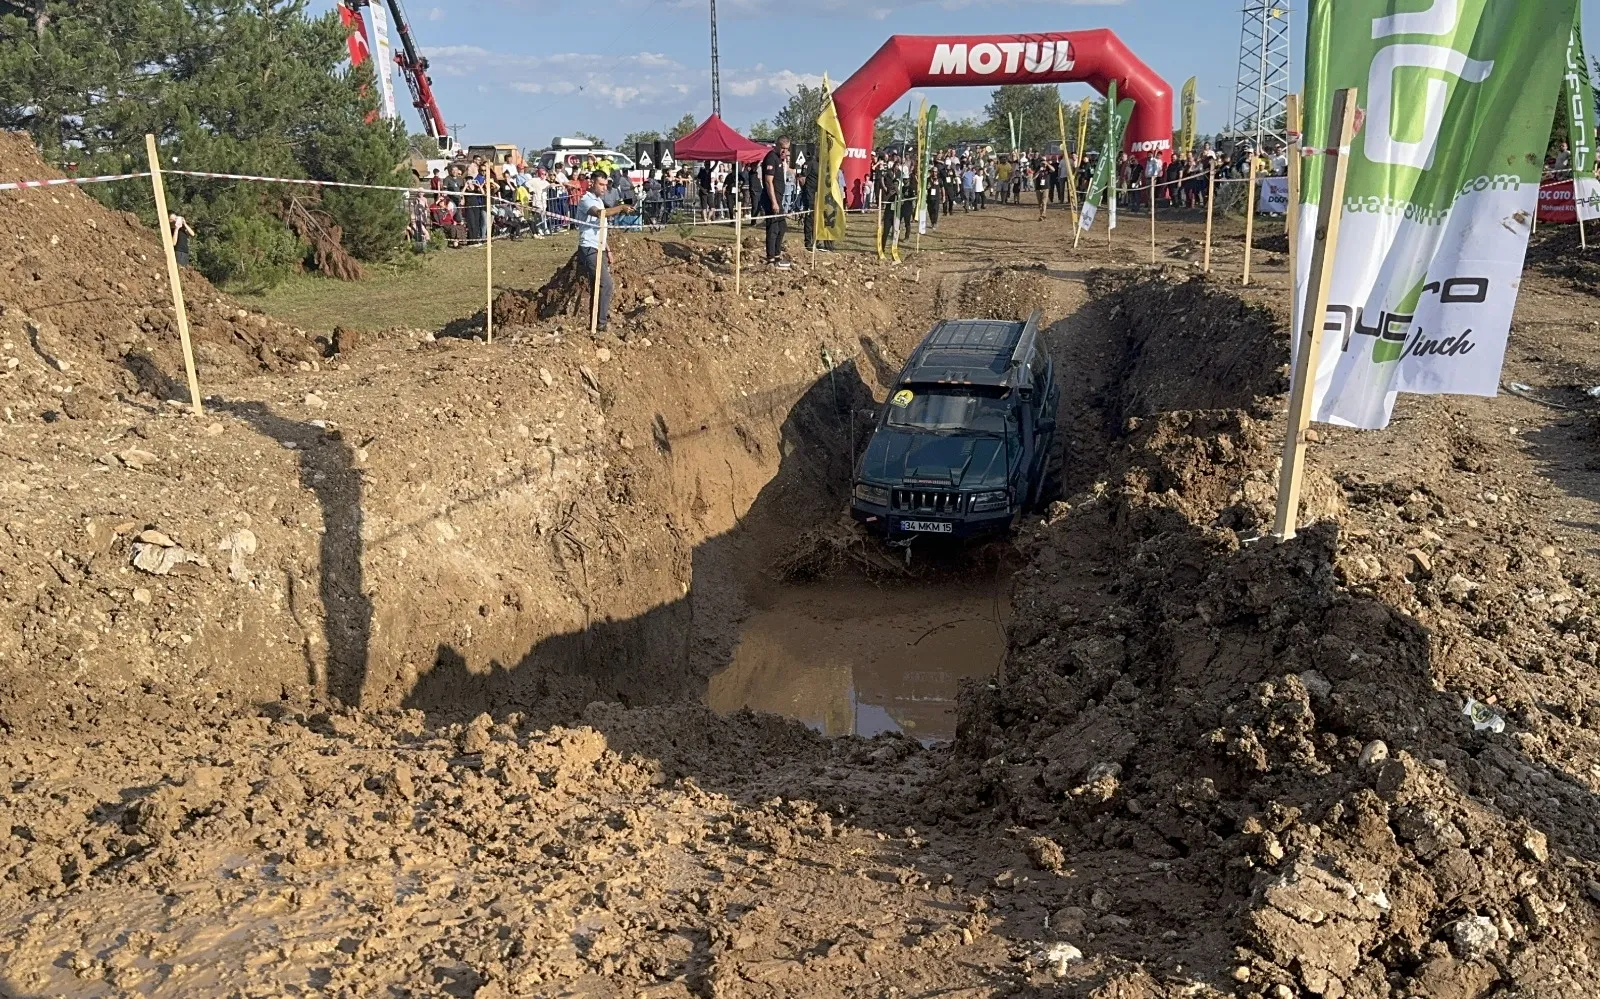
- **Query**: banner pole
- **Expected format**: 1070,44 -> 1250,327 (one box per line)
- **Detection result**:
143,134 -> 203,416
1286,94 -> 1303,288
1242,151 -> 1259,286
1203,166 -> 1216,273
590,210 -> 606,336
1577,175 -> 1589,250
733,182 -> 742,295
1272,88 -> 1359,542
485,183 -> 494,344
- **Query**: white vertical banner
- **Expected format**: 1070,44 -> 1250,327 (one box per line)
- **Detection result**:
1295,0 -> 1577,429
366,0 -> 399,120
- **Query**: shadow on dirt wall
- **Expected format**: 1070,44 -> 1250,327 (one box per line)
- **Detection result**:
120,353 -> 371,704
401,353 -> 874,721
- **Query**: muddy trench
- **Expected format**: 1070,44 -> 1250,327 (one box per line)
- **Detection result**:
399,266 -> 1066,744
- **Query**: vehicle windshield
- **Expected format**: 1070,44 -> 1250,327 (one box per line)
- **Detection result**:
886,387 -> 1013,434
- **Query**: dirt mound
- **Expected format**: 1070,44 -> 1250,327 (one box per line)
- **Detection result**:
937,273 -> 1600,998
495,237 -> 733,327
1253,230 -> 1291,254
0,131 -> 323,417
948,263 -> 1051,320
1525,224 -> 1600,297
1092,268 -> 1287,419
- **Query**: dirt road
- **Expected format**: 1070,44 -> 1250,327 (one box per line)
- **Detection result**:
4,146 -> 1600,998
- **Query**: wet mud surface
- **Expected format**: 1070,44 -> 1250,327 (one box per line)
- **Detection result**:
707,574 -> 1011,741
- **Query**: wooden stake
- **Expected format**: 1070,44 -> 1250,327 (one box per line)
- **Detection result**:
589,210 -> 606,336
143,134 -> 203,416
1242,150 -> 1260,286
1108,167 -> 1116,247
733,183 -> 742,295
485,183 -> 494,344
875,188 -> 885,260
1286,93 -> 1303,290
1148,173 -> 1157,264
1203,166 -> 1216,273
1066,155 -> 1081,230
1272,88 -> 1359,542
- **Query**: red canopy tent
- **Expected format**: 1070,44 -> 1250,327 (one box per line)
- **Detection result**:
673,115 -> 770,164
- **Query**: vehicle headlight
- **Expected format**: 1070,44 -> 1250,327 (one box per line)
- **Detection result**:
970,489 -> 1010,512
853,482 -> 891,506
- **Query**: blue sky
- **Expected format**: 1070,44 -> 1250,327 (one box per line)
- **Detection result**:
325,0 -> 1600,151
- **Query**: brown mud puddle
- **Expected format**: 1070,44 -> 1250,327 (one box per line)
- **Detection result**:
707,576 -> 1010,741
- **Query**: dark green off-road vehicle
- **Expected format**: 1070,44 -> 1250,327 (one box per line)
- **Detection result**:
850,311 -> 1061,539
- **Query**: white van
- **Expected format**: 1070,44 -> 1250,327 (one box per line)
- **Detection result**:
537,138 -> 648,186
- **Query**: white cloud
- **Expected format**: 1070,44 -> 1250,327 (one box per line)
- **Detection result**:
426,43 -> 817,113
424,6 -> 446,20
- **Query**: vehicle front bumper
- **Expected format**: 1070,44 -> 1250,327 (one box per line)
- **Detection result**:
850,501 -> 1016,539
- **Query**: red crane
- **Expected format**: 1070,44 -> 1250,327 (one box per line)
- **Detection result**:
349,0 -> 452,151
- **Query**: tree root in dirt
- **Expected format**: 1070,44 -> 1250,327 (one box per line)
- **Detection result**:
772,519 -> 911,582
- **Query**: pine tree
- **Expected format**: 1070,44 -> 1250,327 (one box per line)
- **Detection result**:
0,0 -> 407,289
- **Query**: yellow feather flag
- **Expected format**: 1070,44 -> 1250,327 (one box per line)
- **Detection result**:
815,74 -> 849,245
1076,97 -> 1091,159
1180,77 -> 1198,157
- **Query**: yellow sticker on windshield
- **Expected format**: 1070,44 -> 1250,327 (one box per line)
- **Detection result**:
890,389 -> 914,408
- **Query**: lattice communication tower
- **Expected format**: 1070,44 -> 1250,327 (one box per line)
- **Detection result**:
1228,2 -> 1293,153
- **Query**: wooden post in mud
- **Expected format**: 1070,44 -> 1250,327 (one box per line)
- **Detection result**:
589,210 -> 606,336
874,188 -> 885,260
1148,173 -> 1158,264
1203,166 -> 1216,272
484,184 -> 494,344
1273,88 -> 1358,542
1286,94 -> 1303,290
143,134 -> 203,416
733,184 -> 742,295
1242,150 -> 1260,286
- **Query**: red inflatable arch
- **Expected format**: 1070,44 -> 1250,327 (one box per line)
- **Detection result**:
831,31 -> 1173,207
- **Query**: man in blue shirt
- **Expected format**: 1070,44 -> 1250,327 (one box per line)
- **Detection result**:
577,171 -> 628,333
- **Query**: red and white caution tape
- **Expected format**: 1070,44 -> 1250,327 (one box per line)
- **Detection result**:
0,171 -> 152,192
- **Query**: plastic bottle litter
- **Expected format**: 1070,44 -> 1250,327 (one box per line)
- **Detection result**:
1463,697 -> 1505,734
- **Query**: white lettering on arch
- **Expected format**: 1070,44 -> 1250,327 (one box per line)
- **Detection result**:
969,43 -> 1002,74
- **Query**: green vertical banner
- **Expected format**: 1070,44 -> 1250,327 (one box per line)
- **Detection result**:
1180,77 -> 1198,157
1565,13 -> 1596,173
1298,0 -> 1577,429
918,104 -> 938,235
1079,82 -> 1133,232
1562,12 -> 1600,221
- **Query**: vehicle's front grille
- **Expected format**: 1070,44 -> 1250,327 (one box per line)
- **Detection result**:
892,488 -> 961,514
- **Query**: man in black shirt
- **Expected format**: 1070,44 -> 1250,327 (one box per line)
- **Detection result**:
697,163 -> 714,216
762,137 -> 792,269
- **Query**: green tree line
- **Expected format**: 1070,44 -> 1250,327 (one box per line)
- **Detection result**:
741,82 -> 1105,157
0,0 -> 409,291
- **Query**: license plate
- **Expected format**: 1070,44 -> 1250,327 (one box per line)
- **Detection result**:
901,520 -> 952,534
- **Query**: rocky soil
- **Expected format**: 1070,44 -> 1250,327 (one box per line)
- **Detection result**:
4,132 -> 1600,998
